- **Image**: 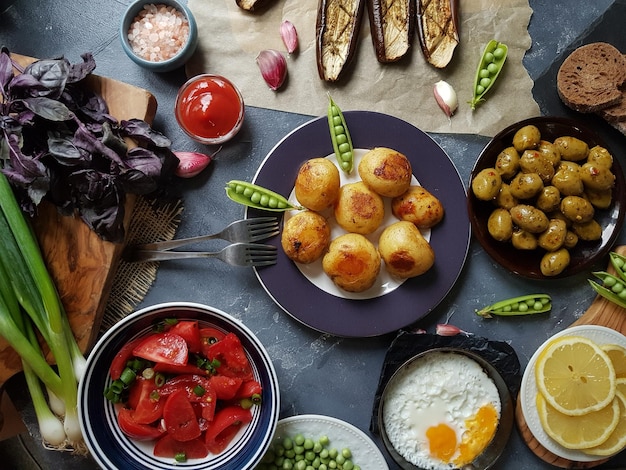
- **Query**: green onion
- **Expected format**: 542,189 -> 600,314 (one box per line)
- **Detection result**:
0,171 -> 85,449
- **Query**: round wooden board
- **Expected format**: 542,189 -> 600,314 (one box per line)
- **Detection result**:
515,245 -> 626,468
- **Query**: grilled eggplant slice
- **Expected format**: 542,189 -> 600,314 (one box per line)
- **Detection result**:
316,0 -> 366,82
368,0 -> 415,63
236,0 -> 274,11
417,0 -> 459,68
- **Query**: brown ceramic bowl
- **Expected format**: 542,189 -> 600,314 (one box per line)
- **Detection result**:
467,116 -> 625,279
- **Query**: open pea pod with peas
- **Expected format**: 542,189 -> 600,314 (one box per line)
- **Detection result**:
589,251 -> 626,309
470,39 -> 508,110
225,180 -> 303,212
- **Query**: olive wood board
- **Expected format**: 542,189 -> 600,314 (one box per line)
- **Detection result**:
515,244 -> 626,468
0,54 -> 157,387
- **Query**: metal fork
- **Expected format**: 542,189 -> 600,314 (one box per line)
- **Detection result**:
123,242 -> 278,267
130,217 -> 280,251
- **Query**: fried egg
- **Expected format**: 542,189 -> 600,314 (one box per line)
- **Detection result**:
382,351 -> 501,470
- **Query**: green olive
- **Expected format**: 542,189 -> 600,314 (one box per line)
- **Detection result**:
494,183 -> 518,210
560,195 -> 595,223
572,219 -> 602,241
587,145 -> 613,169
537,140 -> 561,167
519,150 -> 555,183
540,248 -> 570,276
538,218 -> 567,251
564,230 -> 579,249
579,162 -> 615,191
536,186 -> 561,213
510,204 -> 549,233
472,168 -> 502,201
511,229 -> 537,250
512,125 -> 541,152
509,172 -> 544,199
488,208 -> 513,242
554,136 -> 589,161
495,147 -> 520,179
552,161 -> 584,196
585,188 -> 613,210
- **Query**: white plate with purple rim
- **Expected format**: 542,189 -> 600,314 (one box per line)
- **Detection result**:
248,111 -> 470,337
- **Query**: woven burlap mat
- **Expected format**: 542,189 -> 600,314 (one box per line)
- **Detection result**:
99,196 -> 184,333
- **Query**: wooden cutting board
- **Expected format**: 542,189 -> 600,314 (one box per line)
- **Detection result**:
0,54 -> 157,386
516,245 -> 626,468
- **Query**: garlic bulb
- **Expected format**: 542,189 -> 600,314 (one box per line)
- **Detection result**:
433,80 -> 458,117
256,49 -> 287,91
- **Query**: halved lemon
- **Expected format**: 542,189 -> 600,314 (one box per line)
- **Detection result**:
602,344 -> 626,379
535,335 -> 616,416
583,391 -> 626,456
536,392 -> 620,449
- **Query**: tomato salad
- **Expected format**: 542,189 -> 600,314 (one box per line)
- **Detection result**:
104,320 -> 263,463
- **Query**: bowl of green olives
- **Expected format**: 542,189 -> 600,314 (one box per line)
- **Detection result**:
467,116 -> 625,279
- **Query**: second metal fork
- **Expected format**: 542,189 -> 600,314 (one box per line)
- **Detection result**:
124,243 -> 278,267
131,217 -> 280,251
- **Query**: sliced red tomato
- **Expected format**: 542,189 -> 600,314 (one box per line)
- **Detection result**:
159,374 -> 213,402
209,375 -> 243,400
132,332 -> 188,366
199,327 -> 226,357
235,379 -> 262,399
154,362 -> 209,376
110,337 -> 145,380
169,320 -> 202,353
205,406 -> 252,454
154,434 -> 209,460
163,389 -> 202,442
207,332 -> 253,380
127,377 -> 165,424
117,408 -> 165,441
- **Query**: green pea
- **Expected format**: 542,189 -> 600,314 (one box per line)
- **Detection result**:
294,434 -> 305,446
294,445 -> 304,455
590,274 -> 626,309
470,39 -> 508,110
613,282 -> 624,294
235,184 -> 245,194
268,196 -> 278,208
243,186 -> 254,197
327,95 -> 354,174
250,191 -> 262,204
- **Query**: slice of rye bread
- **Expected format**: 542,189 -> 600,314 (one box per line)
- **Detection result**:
598,83 -> 626,123
557,42 -> 626,113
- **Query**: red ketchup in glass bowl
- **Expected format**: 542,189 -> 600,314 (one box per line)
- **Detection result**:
175,74 -> 245,144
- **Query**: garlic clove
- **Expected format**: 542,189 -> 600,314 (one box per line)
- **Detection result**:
174,151 -> 213,178
433,80 -> 458,117
280,20 -> 298,54
256,49 -> 287,91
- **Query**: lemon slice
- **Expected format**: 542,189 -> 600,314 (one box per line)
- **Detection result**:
536,392 -> 620,449
583,391 -> 626,456
602,344 -> 626,379
535,335 -> 616,416
617,378 -> 626,398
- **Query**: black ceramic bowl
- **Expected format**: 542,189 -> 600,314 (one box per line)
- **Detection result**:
468,116 -> 625,279
378,348 -> 514,470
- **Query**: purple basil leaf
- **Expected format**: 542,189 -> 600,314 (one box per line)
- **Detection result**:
118,168 -> 158,195
67,53 -> 96,84
101,122 -> 128,156
47,133 -> 88,166
0,51 -> 14,94
73,123 -> 124,166
124,146 -> 162,177
120,119 -> 171,148
79,203 -> 125,243
24,58 -> 69,99
20,97 -> 72,121
8,74 -> 51,98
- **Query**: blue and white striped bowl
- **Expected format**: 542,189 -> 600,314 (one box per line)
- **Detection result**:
78,302 -> 280,469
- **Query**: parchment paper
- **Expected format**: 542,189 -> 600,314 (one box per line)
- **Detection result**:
186,0 -> 540,137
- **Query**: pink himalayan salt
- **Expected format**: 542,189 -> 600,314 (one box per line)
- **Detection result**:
127,3 -> 190,62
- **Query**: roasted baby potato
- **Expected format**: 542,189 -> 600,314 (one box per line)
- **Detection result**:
322,233 -> 381,292
281,211 -> 331,264
358,147 -> 412,197
378,221 -> 435,278
295,158 -> 341,211
391,185 -> 444,229
334,181 -> 385,234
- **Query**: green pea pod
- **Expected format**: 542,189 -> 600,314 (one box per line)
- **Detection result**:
589,271 -> 626,309
476,293 -> 551,318
327,95 -> 354,174
470,39 -> 508,110
609,251 -> 626,282
225,180 -> 302,212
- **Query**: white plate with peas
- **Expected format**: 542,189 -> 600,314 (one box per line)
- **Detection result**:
257,414 -> 389,469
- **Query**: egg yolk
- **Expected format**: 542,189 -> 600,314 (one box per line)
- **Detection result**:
454,403 -> 499,466
425,423 -> 457,462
